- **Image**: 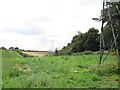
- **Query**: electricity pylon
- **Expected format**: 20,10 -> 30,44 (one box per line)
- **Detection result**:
93,0 -> 120,64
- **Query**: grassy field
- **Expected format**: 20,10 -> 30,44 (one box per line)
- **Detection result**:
2,50 -> 119,88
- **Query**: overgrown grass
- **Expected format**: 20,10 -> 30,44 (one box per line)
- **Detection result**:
2,50 -> 119,88
89,62 -> 119,76
2,50 -> 22,58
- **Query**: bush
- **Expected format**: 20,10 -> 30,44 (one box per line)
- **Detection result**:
89,63 -> 119,76
83,51 -> 93,55
72,53 -> 79,56
0,47 -> 7,50
72,52 -> 83,56
57,49 -> 72,55
97,51 -> 117,55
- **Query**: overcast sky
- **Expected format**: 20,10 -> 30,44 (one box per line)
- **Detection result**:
0,0 -> 102,51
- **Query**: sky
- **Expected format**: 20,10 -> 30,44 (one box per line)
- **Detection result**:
0,0 -> 103,51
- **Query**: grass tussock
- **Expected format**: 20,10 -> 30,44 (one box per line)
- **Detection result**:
89,62 -> 119,76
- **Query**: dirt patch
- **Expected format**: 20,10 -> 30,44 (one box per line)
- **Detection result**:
106,76 -> 119,83
114,79 -> 119,83
16,64 -> 32,72
22,51 -> 52,56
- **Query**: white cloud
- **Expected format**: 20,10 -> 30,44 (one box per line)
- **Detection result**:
2,28 -> 45,35
0,0 -> 103,51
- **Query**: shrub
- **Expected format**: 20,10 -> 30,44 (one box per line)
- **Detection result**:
97,51 -> 117,55
0,47 -> 7,50
72,53 -> 79,56
83,51 -> 93,55
57,49 -> 72,55
72,52 -> 83,56
89,63 -> 119,76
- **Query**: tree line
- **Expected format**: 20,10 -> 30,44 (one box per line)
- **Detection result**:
55,28 -> 100,55
56,2 -> 120,55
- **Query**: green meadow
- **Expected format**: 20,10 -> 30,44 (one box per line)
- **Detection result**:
2,50 -> 119,88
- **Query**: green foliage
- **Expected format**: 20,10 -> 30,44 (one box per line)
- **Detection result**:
54,48 -> 58,56
83,51 -> 93,55
58,3 -> 120,55
72,52 -> 83,56
89,62 -> 119,76
58,28 -> 100,55
84,28 -> 99,51
57,48 -> 72,55
0,47 -> 7,50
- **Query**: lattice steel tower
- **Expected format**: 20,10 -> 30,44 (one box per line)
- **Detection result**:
93,0 -> 120,64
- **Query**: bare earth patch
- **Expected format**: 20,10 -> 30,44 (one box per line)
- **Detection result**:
22,51 -> 52,56
106,75 -> 119,83
16,64 -> 32,72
